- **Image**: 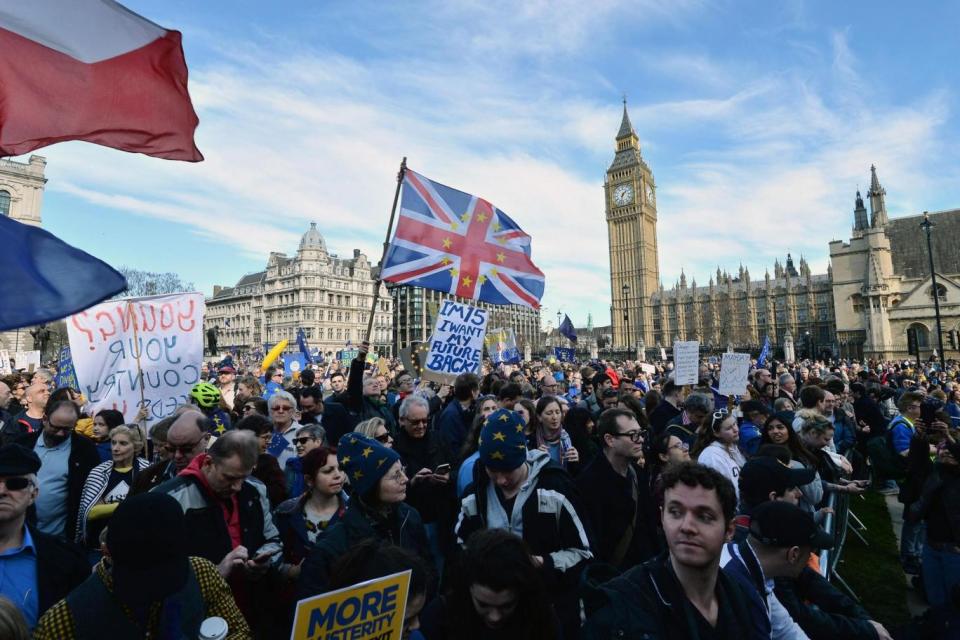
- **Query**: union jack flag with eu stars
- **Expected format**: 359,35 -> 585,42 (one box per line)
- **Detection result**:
381,169 -> 545,309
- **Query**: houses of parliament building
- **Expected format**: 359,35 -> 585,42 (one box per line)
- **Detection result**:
605,102 -> 960,361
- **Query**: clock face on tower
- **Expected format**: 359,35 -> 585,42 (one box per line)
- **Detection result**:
613,184 -> 634,206
645,183 -> 655,204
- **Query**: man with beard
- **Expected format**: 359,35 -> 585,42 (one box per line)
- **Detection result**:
583,462 -> 757,639
13,399 -> 98,542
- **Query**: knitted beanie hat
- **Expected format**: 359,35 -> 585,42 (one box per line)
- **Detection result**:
337,432 -> 402,496
478,409 -> 528,471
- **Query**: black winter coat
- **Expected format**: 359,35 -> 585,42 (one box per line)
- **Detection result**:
297,500 -> 429,600
574,453 -> 661,569
774,567 -> 879,640
31,523 -> 90,618
582,553 -> 760,640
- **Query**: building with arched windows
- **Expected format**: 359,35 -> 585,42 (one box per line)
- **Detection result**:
830,166 -> 960,360
204,223 -> 393,358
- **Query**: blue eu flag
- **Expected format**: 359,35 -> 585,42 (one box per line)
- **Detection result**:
559,314 -> 578,344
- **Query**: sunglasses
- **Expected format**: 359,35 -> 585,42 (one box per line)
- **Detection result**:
164,440 -> 204,455
293,436 -> 316,446
710,409 -> 729,431
272,405 -> 294,412
0,477 -> 32,491
374,433 -> 393,443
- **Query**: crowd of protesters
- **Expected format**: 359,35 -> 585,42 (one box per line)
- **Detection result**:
0,346 -> 958,638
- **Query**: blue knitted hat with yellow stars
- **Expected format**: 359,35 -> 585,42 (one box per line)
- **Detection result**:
478,409 -> 528,471
337,433 -> 402,497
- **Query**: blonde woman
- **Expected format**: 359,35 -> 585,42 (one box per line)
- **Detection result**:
355,417 -> 393,447
75,425 -> 150,547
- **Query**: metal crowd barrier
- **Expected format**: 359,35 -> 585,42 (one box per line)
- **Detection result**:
818,490 -> 868,601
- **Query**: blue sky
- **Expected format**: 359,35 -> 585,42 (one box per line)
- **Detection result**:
19,0 -> 960,329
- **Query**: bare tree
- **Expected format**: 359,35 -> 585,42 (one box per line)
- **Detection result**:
113,267 -> 195,298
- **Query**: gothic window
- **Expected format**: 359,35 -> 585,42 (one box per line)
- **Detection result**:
929,284 -> 947,302
327,328 -> 333,339
907,323 -> 930,349
851,294 -> 864,314
0,190 -> 10,216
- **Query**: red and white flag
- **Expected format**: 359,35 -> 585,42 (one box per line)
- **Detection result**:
0,0 -> 203,161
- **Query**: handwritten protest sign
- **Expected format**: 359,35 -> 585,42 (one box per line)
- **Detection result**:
485,327 -> 520,365
672,341 -> 700,385
13,351 -> 40,372
718,352 -> 751,396
67,293 -> 204,426
554,347 -> 576,363
291,570 -> 410,640
55,346 -> 79,390
423,300 -> 487,384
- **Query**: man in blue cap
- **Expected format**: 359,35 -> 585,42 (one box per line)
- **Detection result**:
456,408 -> 592,639
0,443 -> 88,630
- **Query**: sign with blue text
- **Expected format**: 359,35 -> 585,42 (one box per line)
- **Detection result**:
423,300 -> 488,383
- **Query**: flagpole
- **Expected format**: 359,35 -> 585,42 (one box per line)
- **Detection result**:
364,157 -> 407,351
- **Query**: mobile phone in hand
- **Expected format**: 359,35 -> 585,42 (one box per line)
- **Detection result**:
434,463 -> 451,475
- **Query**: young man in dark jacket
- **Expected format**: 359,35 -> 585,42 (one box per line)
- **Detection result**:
456,409 -> 592,639
583,462 -> 760,640
575,408 -> 660,569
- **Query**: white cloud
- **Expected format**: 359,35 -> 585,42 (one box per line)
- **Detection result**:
34,4 -> 956,333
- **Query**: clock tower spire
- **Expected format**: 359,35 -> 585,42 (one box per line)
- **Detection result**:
605,100 -> 659,351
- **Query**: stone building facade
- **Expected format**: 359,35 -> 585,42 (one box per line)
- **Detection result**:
1,155 -> 47,352
205,223 -> 394,357
604,105 -> 836,358
390,283 -> 541,355
830,166 -> 960,360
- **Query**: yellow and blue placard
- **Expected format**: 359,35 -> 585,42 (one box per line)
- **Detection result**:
291,570 -> 410,640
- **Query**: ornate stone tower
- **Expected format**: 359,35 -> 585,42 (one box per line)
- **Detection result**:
606,100 -> 658,348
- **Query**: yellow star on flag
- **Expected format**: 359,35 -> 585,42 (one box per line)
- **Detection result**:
499,413 -> 510,422
449,267 -> 459,277
493,431 -> 506,441
478,275 -> 487,285
341,456 -> 351,465
489,268 -> 498,277
353,470 -> 364,480
361,446 -> 373,458
440,256 -> 451,265
462,276 -> 472,287
497,236 -> 506,244
461,212 -> 470,222
517,444 -> 527,450
442,237 -> 452,249
492,221 -> 501,231
516,424 -> 524,433
496,252 -> 506,263
377,458 -> 387,468
491,451 -> 505,460
450,221 -> 459,230
477,212 -> 487,222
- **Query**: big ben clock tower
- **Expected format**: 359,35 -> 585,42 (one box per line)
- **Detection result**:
606,100 -> 659,351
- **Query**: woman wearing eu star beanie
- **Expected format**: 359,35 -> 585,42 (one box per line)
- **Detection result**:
296,433 -> 431,600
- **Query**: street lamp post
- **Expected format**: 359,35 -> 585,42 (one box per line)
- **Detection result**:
557,311 -> 562,347
921,212 -> 946,360
621,283 -> 630,356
